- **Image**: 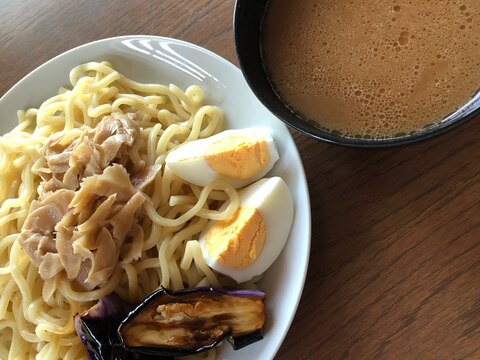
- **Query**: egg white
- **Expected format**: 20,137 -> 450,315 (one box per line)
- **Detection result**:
198,177 -> 294,283
164,128 -> 279,188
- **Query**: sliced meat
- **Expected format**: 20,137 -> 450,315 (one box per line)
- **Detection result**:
39,112 -> 140,192
18,112 -> 148,291
94,112 -> 138,164
18,189 -> 75,277
131,164 -> 161,191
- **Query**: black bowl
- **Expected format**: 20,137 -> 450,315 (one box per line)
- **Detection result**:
233,0 -> 480,147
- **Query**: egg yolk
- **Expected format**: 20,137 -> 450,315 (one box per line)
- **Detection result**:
204,206 -> 266,269
204,135 -> 270,179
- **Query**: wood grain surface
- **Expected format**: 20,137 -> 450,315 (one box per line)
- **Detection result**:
2,1 -> 480,359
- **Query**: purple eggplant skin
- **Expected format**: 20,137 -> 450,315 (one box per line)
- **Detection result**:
74,294 -> 173,360
118,287 -> 266,357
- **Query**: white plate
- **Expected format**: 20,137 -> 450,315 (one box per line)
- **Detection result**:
0,36 -> 311,360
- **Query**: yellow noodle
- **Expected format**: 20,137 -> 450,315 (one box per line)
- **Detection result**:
121,262 -> 140,304
0,61 -> 237,359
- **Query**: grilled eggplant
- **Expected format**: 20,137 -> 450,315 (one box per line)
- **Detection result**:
119,287 -> 266,357
75,287 -> 266,359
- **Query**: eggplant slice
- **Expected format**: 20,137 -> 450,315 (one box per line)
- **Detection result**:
119,287 -> 266,357
75,287 -> 266,359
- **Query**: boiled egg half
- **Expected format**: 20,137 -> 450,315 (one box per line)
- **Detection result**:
165,128 -> 279,188
198,176 -> 293,283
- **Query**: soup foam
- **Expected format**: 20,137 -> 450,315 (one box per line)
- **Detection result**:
262,0 -> 480,138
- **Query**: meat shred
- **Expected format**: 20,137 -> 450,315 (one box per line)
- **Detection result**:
19,112 -> 149,289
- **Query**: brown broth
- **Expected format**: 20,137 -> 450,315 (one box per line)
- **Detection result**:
262,0 -> 480,138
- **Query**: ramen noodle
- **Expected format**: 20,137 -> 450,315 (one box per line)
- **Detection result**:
0,61 -> 247,359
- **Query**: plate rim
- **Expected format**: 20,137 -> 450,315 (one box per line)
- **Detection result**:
0,35 -> 311,360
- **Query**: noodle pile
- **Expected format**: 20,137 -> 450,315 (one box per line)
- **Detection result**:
0,61 -> 244,359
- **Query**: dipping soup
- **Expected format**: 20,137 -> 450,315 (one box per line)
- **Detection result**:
262,0 -> 480,139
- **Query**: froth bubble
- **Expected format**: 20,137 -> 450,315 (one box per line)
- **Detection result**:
399,32 -> 410,45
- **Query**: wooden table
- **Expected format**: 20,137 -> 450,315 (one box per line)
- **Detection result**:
2,1 -> 480,359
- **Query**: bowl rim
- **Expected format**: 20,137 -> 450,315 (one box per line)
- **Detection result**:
232,0 -> 480,148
